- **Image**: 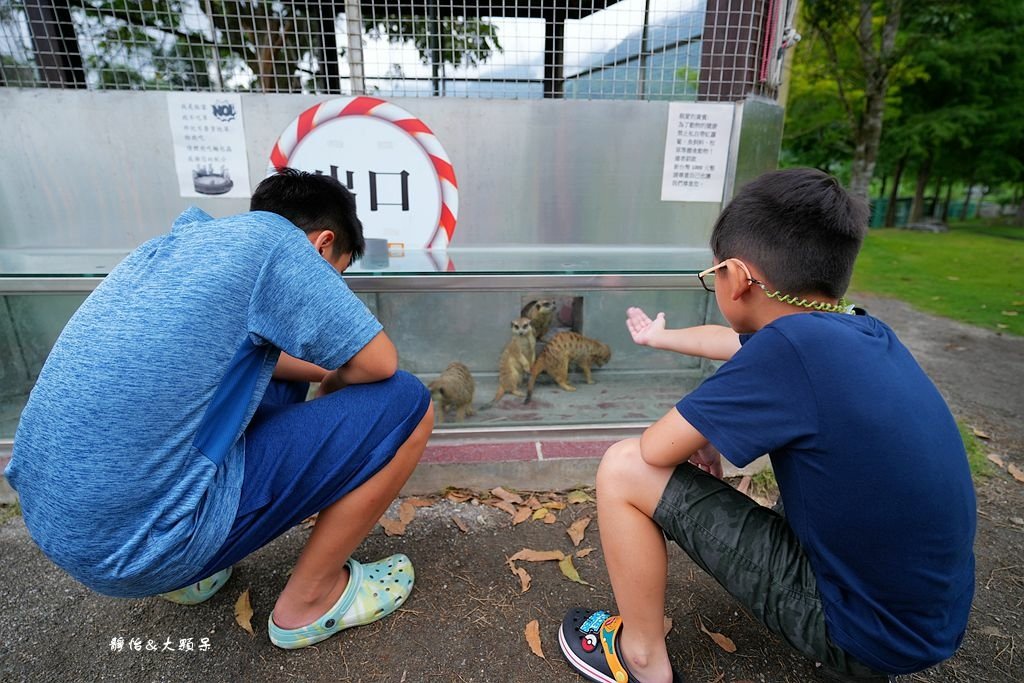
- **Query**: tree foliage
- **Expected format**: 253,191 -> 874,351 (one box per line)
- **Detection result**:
795,0 -> 909,199
784,0 -> 1024,214
68,1 -> 502,93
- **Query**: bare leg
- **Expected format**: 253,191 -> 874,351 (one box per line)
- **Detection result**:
271,402 -> 434,628
597,438 -> 676,683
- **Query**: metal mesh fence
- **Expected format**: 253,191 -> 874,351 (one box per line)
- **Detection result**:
1,1 -> 796,101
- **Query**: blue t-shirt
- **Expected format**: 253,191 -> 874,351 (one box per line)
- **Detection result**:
5,208 -> 382,597
677,312 -> 976,674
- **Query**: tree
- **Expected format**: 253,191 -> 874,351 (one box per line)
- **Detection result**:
785,0 -> 1024,225
872,0 -> 1024,222
363,9 -> 502,96
780,30 -> 856,178
801,0 -> 906,200
55,1 -> 502,93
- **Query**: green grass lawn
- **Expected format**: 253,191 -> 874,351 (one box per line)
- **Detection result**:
850,220 -> 1024,336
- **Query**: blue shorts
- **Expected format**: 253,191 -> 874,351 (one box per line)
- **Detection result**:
184,370 -> 431,583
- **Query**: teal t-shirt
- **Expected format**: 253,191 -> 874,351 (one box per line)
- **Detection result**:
5,207 -> 381,597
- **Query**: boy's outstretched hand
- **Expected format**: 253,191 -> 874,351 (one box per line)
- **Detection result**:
627,306 -> 665,347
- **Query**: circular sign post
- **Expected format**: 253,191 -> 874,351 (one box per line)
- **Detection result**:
268,97 -> 458,250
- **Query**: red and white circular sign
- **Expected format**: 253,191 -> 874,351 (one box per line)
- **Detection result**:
268,96 -> 458,249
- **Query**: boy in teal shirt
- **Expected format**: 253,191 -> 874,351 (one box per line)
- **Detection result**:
7,169 -> 434,649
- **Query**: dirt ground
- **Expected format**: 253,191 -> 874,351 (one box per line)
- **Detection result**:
0,292 -> 1022,683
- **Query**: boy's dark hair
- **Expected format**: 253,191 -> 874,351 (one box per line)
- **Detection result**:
709,168 -> 869,299
251,168 -> 365,261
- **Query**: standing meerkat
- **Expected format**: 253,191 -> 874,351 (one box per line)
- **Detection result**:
520,299 -> 557,340
490,317 -> 536,404
428,362 -> 475,424
525,331 -> 611,402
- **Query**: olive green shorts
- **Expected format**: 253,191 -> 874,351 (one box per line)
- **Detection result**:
652,464 -> 891,681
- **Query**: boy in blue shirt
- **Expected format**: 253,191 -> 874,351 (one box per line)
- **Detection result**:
5,168 -> 434,649
559,168 -> 976,682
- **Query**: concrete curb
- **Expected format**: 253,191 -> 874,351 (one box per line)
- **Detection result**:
0,450 -> 769,505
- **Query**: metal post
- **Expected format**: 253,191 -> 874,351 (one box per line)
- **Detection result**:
23,0 -> 86,88
543,9 -> 565,98
638,0 -> 651,99
203,0 -> 224,90
343,0 -> 366,95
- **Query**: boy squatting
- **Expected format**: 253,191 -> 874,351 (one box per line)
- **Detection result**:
6,168 -> 435,649
557,168 -> 975,683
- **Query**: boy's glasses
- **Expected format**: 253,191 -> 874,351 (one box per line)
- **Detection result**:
697,259 -> 764,293
698,258 -> 854,313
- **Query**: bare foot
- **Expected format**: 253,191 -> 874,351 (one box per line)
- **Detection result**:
270,565 -> 350,630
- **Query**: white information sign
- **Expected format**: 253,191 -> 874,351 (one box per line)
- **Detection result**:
660,102 -> 734,203
166,92 -> 251,198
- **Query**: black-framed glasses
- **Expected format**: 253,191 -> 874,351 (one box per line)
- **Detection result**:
697,258 -> 765,293
697,259 -> 851,313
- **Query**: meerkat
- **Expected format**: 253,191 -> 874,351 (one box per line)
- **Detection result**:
490,317 -> 536,404
428,362 -> 476,424
524,331 -> 611,403
520,298 -> 557,340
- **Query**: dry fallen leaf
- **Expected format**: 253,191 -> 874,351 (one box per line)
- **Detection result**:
444,488 -> 473,503
508,548 -> 566,563
491,486 -> 525,505
491,500 -> 519,517
567,489 -> 595,504
525,619 -> 544,658
512,506 -> 533,525
404,497 -> 435,507
379,516 -> 409,536
576,547 -> 595,558
234,589 -> 254,636
567,516 -> 592,547
987,453 -> 1006,468
525,495 -> 543,510
697,615 -> 736,653
451,516 -> 469,533
543,501 -> 567,510
378,503 -> 416,537
558,555 -> 590,585
532,507 -> 549,521
971,427 -> 991,440
663,616 -> 673,636
543,513 -> 557,524
512,564 -> 532,593
1008,463 -> 1024,484
398,502 -> 417,525
300,513 -> 318,530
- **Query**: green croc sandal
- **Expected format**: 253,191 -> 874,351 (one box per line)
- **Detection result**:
268,553 -> 414,649
159,566 -> 233,605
